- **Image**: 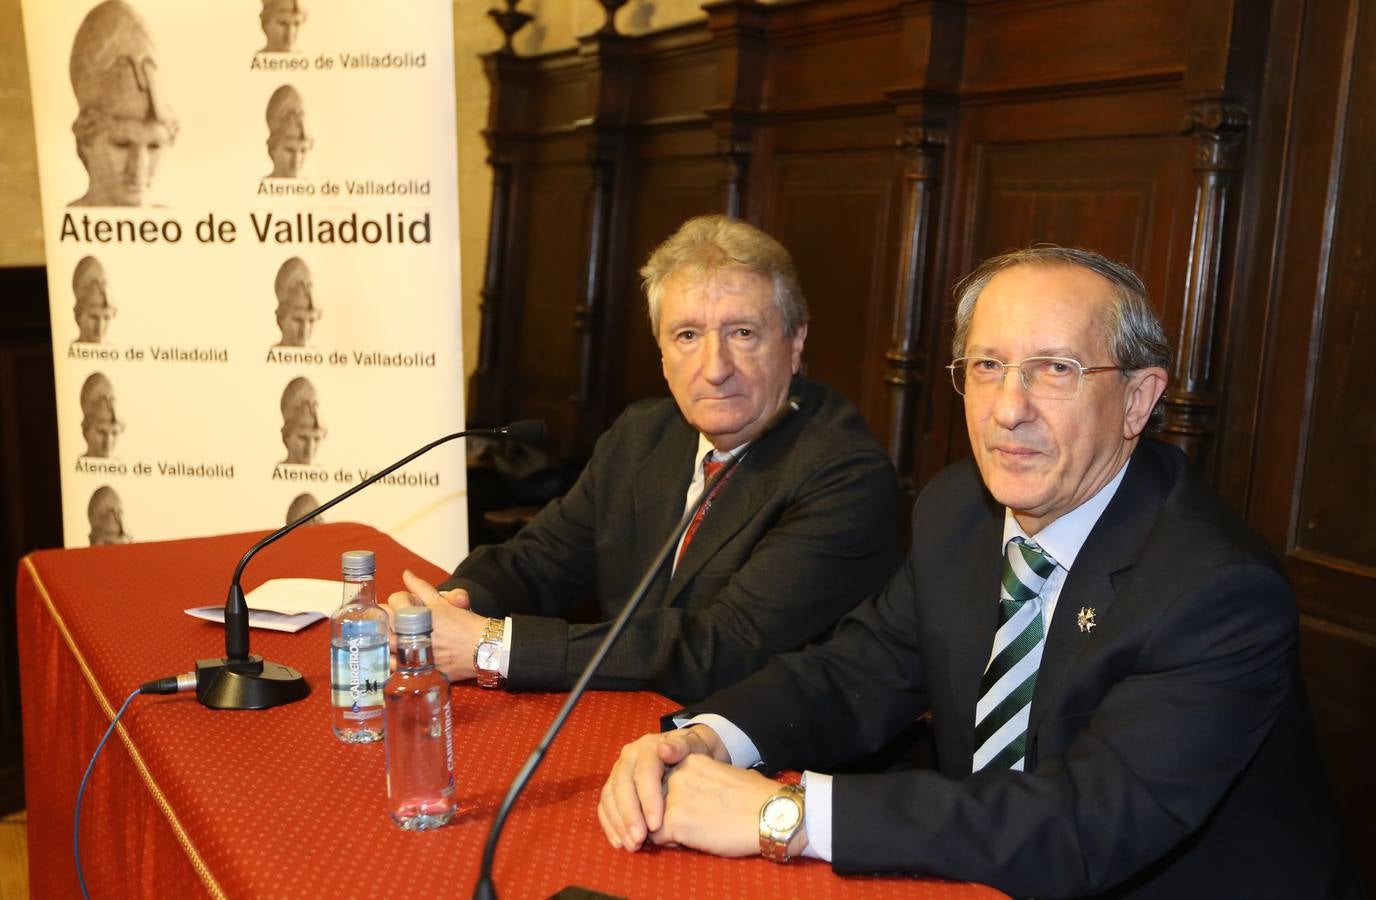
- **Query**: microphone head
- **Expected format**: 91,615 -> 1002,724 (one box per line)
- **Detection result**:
502,419 -> 546,443
764,395 -> 803,432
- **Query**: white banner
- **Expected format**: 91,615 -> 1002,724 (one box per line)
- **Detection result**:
22,0 -> 467,567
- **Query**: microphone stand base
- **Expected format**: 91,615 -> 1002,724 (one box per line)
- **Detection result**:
195,656 -> 309,710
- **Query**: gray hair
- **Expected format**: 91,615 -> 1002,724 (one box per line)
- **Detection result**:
951,245 -> 1171,429
640,215 -> 808,336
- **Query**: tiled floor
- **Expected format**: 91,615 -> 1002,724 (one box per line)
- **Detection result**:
0,810 -> 27,900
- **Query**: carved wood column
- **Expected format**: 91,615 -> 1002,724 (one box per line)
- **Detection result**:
881,1 -> 961,496
471,4 -> 534,426
883,110 -> 947,494
1162,96 -> 1247,463
704,1 -> 767,218
572,4 -> 635,456
573,130 -> 618,419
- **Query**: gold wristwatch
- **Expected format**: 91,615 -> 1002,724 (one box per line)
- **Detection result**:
473,617 -> 504,688
758,783 -> 805,862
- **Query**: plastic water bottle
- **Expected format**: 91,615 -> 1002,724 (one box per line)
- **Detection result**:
330,550 -> 388,743
384,606 -> 456,830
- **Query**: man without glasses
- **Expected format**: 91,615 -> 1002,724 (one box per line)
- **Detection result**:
386,215 -> 900,703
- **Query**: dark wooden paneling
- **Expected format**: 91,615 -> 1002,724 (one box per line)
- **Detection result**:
967,136 -> 1184,278
963,0 -> 1189,92
512,160 -> 591,458
473,4 -> 1372,886
1292,0 -> 1376,571
0,266 -> 62,813
1300,618 -> 1376,885
766,149 -> 897,434
1240,0 -> 1376,885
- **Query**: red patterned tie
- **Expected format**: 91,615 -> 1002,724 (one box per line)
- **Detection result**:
675,457 -> 727,571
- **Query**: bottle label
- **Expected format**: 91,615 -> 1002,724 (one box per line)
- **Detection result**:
442,699 -> 454,775
330,637 -> 387,709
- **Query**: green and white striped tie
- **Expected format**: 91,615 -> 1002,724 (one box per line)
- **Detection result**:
972,537 -> 1057,772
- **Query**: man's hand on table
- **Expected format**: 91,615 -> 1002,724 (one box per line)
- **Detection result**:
599,725 -> 800,858
385,569 -> 485,681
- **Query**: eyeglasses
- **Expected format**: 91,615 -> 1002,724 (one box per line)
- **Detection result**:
947,356 -> 1123,400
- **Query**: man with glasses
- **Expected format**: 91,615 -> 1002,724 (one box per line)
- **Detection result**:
599,246 -> 1358,897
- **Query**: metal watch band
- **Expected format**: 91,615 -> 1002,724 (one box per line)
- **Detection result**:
473,617 -> 504,688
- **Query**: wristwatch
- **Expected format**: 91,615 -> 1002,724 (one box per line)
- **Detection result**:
473,617 -> 504,688
758,783 -> 805,862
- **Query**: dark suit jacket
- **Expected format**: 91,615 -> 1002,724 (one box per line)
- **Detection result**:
690,439 -> 1360,898
440,376 -> 900,702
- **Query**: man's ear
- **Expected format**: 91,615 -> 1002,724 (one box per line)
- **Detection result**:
1123,367 -> 1168,438
790,323 -> 808,372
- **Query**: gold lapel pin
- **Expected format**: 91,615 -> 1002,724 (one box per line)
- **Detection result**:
1077,607 -> 1098,633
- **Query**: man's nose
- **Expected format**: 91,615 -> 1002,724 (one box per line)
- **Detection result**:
701,332 -> 734,383
990,368 -> 1036,428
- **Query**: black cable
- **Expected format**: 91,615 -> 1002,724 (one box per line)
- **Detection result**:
74,687 -> 142,900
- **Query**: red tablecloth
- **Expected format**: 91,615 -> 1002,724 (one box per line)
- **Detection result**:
18,522 -> 1003,899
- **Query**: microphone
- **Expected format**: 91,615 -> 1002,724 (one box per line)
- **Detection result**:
194,420 -> 547,710
472,397 -> 802,899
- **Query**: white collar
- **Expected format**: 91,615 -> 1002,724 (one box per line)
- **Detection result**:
694,433 -> 750,466
1002,457 -> 1131,571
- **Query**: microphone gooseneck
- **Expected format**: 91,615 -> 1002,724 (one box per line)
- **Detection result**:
198,420 -> 545,710
472,396 -> 802,899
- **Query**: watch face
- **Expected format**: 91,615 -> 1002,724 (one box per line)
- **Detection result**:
762,795 -> 801,832
475,642 -> 499,670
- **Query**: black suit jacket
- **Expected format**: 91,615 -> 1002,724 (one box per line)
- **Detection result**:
441,376 -> 900,702
690,439 -> 1360,897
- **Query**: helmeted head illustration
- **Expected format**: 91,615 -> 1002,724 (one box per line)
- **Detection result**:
285,492 -> 322,526
87,485 -> 131,545
80,372 -> 124,458
68,0 -> 179,206
274,257 -> 320,346
280,376 -> 325,464
260,0 -> 306,53
72,256 -> 117,343
265,84 -> 312,178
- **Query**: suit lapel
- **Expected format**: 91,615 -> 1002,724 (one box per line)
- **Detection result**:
1027,444 -> 1173,744
663,454 -> 769,606
632,421 -> 698,607
662,375 -> 815,608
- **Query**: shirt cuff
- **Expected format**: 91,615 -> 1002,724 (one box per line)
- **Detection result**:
498,615 -> 513,678
672,713 -> 762,768
799,771 -> 833,861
